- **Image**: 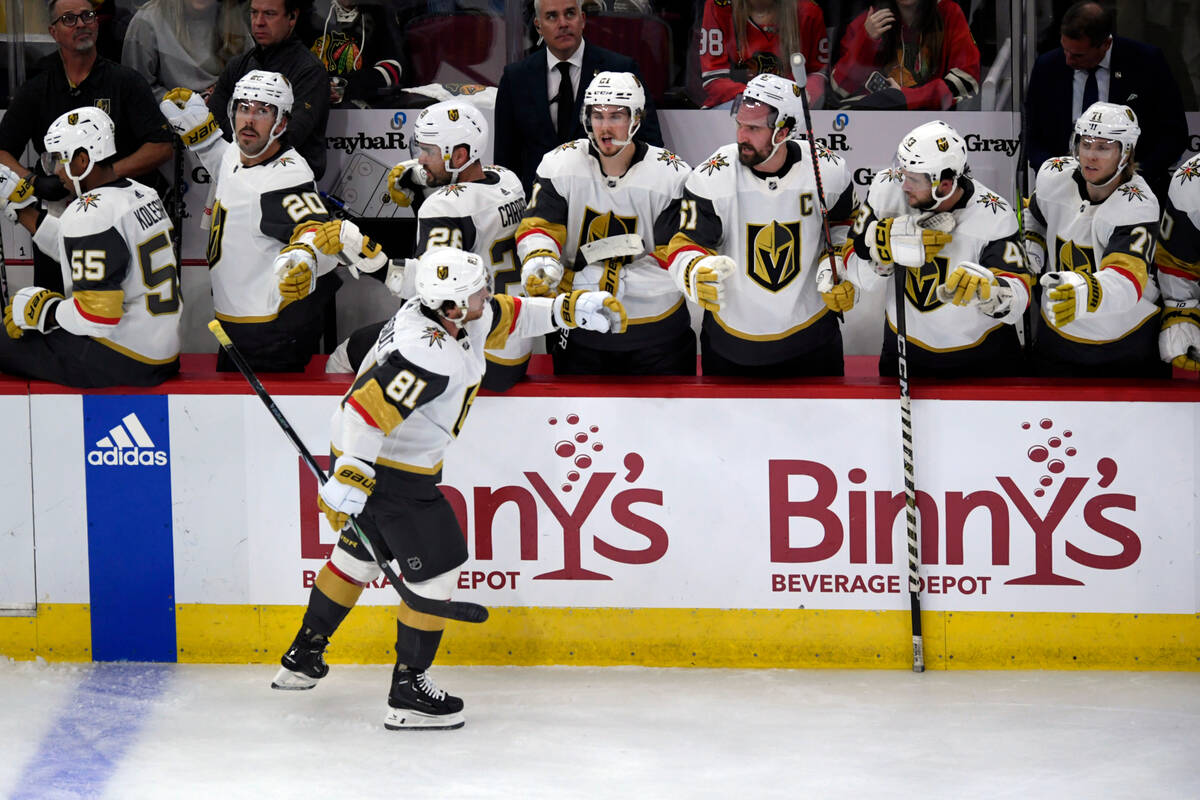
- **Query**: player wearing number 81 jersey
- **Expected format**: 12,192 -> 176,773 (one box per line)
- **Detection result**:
0,105 -> 181,386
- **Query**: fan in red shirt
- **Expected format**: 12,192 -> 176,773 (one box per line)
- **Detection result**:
831,0 -> 980,110
698,0 -> 829,108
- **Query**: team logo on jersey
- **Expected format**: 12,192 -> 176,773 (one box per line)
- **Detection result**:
975,192 -> 1007,213
657,150 -> 684,171
1047,157 -> 1071,172
700,153 -> 730,176
904,256 -> 949,311
421,325 -> 448,348
558,140 -> 580,151
86,412 -> 169,466
447,108 -> 460,122
76,193 -> 101,212
578,208 -> 639,272
1175,162 -> 1200,182
1117,184 -> 1148,202
1055,237 -> 1096,273
442,183 -> 467,196
746,220 -> 802,291
273,156 -> 295,168
812,141 -> 837,163
880,168 -> 903,183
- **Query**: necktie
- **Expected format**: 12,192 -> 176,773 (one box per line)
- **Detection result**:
1082,67 -> 1099,111
555,62 -> 574,141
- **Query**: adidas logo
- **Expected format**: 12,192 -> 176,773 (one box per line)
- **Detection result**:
86,413 -> 168,466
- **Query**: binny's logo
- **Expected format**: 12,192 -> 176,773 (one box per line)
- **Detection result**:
297,411 -> 668,584
768,416 -> 1140,585
86,412 -> 168,466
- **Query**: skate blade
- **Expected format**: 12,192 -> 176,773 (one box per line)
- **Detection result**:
383,708 -> 465,730
270,666 -> 320,691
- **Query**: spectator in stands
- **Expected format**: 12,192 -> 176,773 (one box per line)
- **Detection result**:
494,0 -> 663,194
1023,1 -> 1188,204
697,0 -> 829,109
122,0 -> 252,101
830,0 -> 980,110
306,0 -> 407,108
0,0 -> 174,294
209,0 -> 331,178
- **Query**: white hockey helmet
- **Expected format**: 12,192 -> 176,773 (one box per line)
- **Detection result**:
410,100 -> 487,183
415,247 -> 491,318
42,105 -> 117,196
581,71 -> 645,150
229,70 -> 293,159
731,73 -> 804,165
1073,102 -> 1140,182
895,120 -> 969,203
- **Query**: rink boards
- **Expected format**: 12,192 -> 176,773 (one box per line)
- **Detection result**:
0,375 -> 1197,670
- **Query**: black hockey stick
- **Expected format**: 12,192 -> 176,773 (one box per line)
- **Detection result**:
1013,133 -> 1034,355
0,219 -> 8,307
207,320 -> 488,624
893,275 -> 925,673
790,53 -> 843,320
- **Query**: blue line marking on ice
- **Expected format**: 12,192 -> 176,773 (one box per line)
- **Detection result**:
10,664 -> 171,800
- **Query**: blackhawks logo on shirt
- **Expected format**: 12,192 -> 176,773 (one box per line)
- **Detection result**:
1117,184 -> 1147,202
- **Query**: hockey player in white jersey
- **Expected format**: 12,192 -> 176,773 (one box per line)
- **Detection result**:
517,71 -> 695,375
159,70 -> 384,372
0,106 -> 181,386
1025,102 -> 1165,378
838,120 -> 1032,378
332,100 -> 530,391
271,247 -> 625,729
664,73 -> 855,377
1155,154 -> 1200,374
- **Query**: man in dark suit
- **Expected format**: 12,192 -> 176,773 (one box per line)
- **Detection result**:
494,0 -> 663,194
1023,1 -> 1188,202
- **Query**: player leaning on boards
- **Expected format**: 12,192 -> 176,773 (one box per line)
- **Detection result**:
0,107 -> 181,386
1156,153 -> 1200,374
329,100 -> 531,392
159,69 -> 384,372
833,120 -> 1032,378
664,73 -> 855,377
272,247 -> 626,730
516,71 -> 694,375
1024,102 -> 1165,378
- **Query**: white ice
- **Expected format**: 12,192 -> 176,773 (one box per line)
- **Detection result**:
1,660 -> 1197,800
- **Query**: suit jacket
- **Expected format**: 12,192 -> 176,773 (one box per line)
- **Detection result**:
494,41 -> 664,194
1023,37 -> 1188,198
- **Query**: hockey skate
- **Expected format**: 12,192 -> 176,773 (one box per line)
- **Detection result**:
271,629 -> 329,690
383,668 -> 464,730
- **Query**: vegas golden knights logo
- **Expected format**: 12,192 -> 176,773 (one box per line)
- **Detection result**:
905,256 -> 949,311
746,221 -> 802,291
577,208 -> 639,296
936,137 -> 949,152
1055,237 -> 1096,273
437,265 -> 450,279
68,113 -> 79,125
447,108 -> 459,122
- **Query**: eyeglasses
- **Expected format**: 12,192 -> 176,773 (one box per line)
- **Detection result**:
51,9 -> 98,27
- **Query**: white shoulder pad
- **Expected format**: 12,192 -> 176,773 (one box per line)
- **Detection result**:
60,183 -> 136,236
1034,157 -> 1079,198
808,141 -> 853,196
386,302 -> 461,377
864,167 -> 908,218
641,146 -> 692,187
534,139 -> 589,182
1097,174 -> 1160,231
956,181 -> 1018,238
686,144 -> 739,195
258,148 -> 317,190
1168,155 -> 1200,218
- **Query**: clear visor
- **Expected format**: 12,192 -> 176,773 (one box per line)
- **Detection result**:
730,95 -> 778,129
1075,134 -> 1121,151
39,151 -> 68,173
408,138 -> 442,161
233,99 -> 279,120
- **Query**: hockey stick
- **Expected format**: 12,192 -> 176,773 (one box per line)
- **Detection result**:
893,274 -> 925,672
790,53 -> 843,320
0,219 -> 8,307
207,320 -> 488,624
1013,134 -> 1034,354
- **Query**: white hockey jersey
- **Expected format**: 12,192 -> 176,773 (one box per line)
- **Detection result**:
416,166 -> 530,371
48,178 -> 181,364
517,140 -> 691,351
1156,154 -> 1200,303
1026,157 -> 1161,362
331,293 -> 562,479
666,139 -> 854,365
204,143 -> 334,322
847,170 -> 1031,369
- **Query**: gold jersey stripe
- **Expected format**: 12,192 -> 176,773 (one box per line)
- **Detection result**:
349,380 -> 405,435
485,295 -> 519,350
713,306 -> 830,341
73,290 -> 123,323
886,317 -> 1006,352
1156,244 -> 1200,279
214,310 -> 281,323
628,296 -> 685,326
1039,305 -> 1159,342
517,217 -> 567,250
397,602 -> 447,632
484,351 -> 533,367
94,338 -> 179,365
1101,252 -> 1149,293
666,231 -> 715,260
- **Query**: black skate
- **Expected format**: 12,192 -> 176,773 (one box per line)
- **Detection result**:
271,629 -> 329,690
384,668 -> 464,730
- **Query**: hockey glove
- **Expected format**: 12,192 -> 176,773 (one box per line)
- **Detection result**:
1039,268 -> 1139,328
273,242 -> 318,301
311,220 -> 387,277
1024,237 -> 1046,275
1159,300 -> 1200,371
0,163 -> 37,223
815,250 -> 856,313
867,214 -> 954,269
5,286 -> 63,339
385,258 -> 418,297
317,455 -> 376,532
553,290 -> 628,333
522,253 -> 564,297
938,262 -> 1025,322
676,254 -> 735,312
386,159 -> 429,208
160,88 -> 220,152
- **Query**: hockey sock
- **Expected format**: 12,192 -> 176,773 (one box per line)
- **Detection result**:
394,614 -> 445,672
301,563 -> 366,636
